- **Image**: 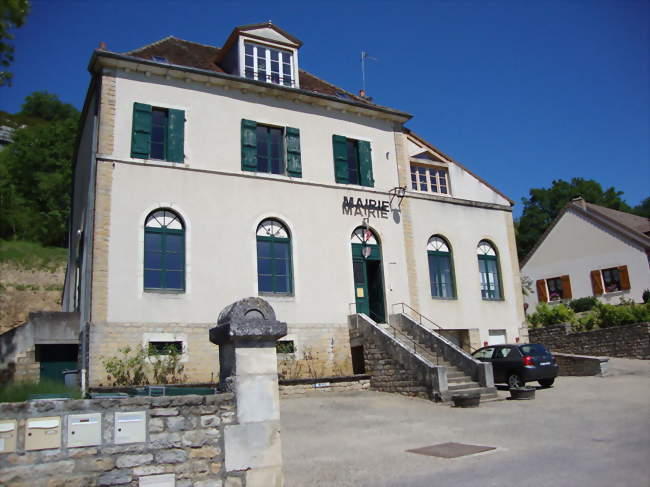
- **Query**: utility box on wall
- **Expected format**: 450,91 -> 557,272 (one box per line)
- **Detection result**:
114,411 -> 146,444
67,413 -> 102,447
0,419 -> 17,453
25,416 -> 61,450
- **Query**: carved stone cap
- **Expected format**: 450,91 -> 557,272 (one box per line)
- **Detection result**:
210,297 -> 287,345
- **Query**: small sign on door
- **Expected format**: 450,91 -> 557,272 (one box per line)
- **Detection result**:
356,288 -> 364,298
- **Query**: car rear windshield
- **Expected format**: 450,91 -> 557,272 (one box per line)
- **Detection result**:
519,344 -> 549,356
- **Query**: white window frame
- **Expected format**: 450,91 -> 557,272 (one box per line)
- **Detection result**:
410,163 -> 450,195
244,42 -> 295,87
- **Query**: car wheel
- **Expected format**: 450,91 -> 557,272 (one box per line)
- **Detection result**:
507,373 -> 524,388
539,378 -> 555,388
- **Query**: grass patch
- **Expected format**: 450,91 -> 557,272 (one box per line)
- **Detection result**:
0,240 -> 67,272
0,379 -> 81,403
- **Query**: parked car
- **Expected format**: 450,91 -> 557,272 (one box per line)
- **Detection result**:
472,343 -> 558,388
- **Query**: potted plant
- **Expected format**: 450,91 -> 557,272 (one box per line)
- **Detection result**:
509,386 -> 536,400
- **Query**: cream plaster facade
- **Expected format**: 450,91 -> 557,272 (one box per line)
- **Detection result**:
64,25 -> 525,386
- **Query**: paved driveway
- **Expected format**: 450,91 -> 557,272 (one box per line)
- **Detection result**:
280,358 -> 650,487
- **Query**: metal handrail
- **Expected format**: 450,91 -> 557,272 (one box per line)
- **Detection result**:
391,302 -> 444,331
349,308 -> 439,365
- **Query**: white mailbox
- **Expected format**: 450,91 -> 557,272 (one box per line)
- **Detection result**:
0,419 -> 17,453
67,413 -> 102,447
114,411 -> 146,444
25,416 -> 61,451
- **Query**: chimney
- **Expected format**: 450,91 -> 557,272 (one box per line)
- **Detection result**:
98,41 -> 107,50
571,196 -> 587,210
359,89 -> 366,98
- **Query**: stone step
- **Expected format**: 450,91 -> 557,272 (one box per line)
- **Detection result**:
447,375 -> 474,384
448,381 -> 480,391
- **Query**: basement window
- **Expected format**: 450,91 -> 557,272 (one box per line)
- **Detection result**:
148,341 -> 183,355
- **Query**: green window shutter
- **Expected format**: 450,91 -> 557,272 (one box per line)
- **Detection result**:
241,119 -> 258,171
166,109 -> 185,163
358,140 -> 374,187
131,102 -> 152,159
332,135 -> 349,183
285,127 -> 302,177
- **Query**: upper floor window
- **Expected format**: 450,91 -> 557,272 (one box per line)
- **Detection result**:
536,275 -> 572,303
144,209 -> 185,291
131,103 -> 185,163
410,164 -> 448,194
241,119 -> 301,177
477,241 -> 502,300
427,236 -> 456,299
244,42 -> 295,87
257,219 -> 293,295
332,135 -> 373,187
591,265 -> 630,295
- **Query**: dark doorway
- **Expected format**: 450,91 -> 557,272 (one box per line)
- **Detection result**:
366,260 -> 385,323
351,346 -> 366,374
351,227 -> 386,323
35,344 -> 78,383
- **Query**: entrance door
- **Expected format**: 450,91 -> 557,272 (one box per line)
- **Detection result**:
351,227 -> 386,323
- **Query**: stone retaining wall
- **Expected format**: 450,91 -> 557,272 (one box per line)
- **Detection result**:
554,353 -> 608,376
279,375 -> 370,396
529,322 -> 650,359
0,394 -> 244,487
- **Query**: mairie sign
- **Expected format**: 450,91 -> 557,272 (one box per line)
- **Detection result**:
342,196 -> 390,219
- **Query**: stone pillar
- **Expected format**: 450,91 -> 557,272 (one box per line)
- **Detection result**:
210,298 -> 287,487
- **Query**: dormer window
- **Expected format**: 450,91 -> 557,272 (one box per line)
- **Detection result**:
244,42 -> 294,87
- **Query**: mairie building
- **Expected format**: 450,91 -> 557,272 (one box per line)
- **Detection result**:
63,22 -> 527,388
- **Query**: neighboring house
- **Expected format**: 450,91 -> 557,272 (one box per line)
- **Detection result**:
521,197 -> 650,313
0,125 -> 14,150
62,22 -> 525,388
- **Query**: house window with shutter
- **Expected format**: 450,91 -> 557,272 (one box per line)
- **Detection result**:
256,219 -> 293,295
332,135 -> 373,187
241,120 -> 301,177
536,275 -> 572,303
131,103 -> 185,163
590,265 -> 631,295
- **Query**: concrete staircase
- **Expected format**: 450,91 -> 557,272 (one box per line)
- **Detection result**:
350,313 -> 497,402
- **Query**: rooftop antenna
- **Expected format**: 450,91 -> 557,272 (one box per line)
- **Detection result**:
360,51 -> 377,94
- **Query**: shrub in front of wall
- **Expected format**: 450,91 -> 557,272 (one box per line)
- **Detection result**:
586,302 -> 650,328
642,289 -> 650,304
528,303 -> 575,328
568,296 -> 599,313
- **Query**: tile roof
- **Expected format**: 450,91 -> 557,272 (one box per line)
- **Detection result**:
581,200 -> 650,236
124,36 -> 373,107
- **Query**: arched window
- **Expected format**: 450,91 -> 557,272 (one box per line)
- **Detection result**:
427,236 -> 456,299
477,240 -> 502,300
257,219 -> 293,294
144,209 -> 185,291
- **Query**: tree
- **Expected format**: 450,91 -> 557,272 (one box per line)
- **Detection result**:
0,0 -> 30,87
632,197 -> 650,218
20,91 -> 78,121
516,178 -> 632,261
0,91 -> 79,246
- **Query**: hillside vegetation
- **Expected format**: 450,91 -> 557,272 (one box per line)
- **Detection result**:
0,240 -> 66,334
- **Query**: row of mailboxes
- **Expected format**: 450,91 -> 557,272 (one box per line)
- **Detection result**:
0,411 -> 147,452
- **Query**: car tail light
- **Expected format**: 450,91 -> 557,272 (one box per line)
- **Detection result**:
522,356 -> 535,366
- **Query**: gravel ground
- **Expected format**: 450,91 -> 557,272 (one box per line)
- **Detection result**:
281,358 -> 650,487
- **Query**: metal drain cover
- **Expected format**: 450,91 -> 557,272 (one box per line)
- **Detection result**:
406,442 -> 496,458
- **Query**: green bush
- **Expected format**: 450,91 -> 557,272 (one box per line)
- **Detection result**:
528,303 -> 575,328
102,345 -> 186,386
582,302 -> 650,329
642,289 -> 650,304
568,296 -> 598,313
0,379 -> 81,403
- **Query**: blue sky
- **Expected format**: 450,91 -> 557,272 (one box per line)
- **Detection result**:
1,0 -> 648,216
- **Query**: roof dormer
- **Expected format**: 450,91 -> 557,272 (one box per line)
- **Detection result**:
219,22 -> 302,89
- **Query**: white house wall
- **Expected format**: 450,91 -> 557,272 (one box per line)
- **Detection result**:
522,208 -> 650,312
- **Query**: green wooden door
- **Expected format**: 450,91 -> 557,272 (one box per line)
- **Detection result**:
353,259 -> 369,316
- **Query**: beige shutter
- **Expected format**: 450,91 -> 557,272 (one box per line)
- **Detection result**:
591,270 -> 603,296
618,265 -> 631,291
561,275 -> 572,299
536,279 -> 548,303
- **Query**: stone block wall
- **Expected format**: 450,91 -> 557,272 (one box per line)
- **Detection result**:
529,322 -> 650,359
88,322 -> 220,387
553,353 -> 608,376
349,326 -> 429,399
0,394 -> 241,486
